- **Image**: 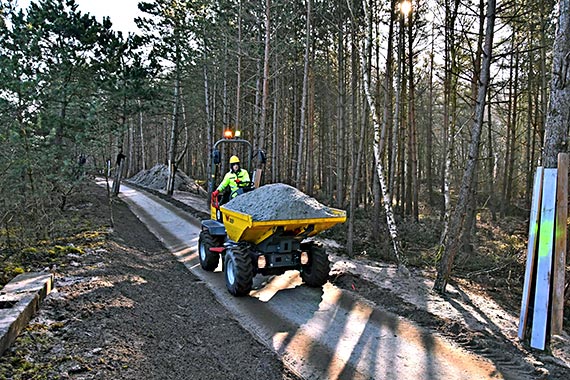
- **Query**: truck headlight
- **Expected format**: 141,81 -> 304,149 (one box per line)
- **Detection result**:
257,255 -> 267,269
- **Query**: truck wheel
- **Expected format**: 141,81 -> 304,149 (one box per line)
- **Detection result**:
224,247 -> 253,296
301,243 -> 330,287
199,231 -> 220,271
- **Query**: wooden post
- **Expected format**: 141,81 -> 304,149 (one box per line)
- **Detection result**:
518,167 -> 543,340
531,168 -> 557,350
551,153 -> 568,335
254,168 -> 263,189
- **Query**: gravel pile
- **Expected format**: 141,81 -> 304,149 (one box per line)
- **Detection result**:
129,164 -> 206,195
223,183 -> 340,221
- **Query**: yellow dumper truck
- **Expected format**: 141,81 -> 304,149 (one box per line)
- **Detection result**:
199,132 -> 346,296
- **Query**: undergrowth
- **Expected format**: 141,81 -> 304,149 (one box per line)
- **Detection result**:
0,189 -> 110,288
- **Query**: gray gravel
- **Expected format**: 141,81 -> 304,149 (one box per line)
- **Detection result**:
223,183 -> 340,221
129,164 -> 206,195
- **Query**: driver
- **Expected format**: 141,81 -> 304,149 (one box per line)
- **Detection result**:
212,155 -> 251,199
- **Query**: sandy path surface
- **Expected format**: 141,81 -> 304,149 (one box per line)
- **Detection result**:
117,182 -> 506,379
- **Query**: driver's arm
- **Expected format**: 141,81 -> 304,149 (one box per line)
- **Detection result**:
217,173 -> 232,192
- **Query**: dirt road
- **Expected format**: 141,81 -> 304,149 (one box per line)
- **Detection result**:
114,181 -> 503,379
0,182 -> 299,380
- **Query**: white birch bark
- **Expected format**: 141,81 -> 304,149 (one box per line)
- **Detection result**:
360,0 -> 404,265
434,0 -> 496,293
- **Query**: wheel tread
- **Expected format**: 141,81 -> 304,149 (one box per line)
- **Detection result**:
225,247 -> 253,296
301,242 -> 330,287
199,231 -> 221,271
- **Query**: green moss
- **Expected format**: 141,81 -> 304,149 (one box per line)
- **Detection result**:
48,245 -> 84,256
21,247 -> 39,255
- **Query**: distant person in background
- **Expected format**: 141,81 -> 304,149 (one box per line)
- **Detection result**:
75,154 -> 87,179
212,155 -> 250,200
116,150 -> 126,166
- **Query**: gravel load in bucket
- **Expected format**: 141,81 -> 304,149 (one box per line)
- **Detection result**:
223,183 -> 340,221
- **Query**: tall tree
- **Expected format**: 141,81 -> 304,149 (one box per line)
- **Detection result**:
296,0 -> 311,188
137,0 -> 197,195
542,0 -> 570,167
258,0 -> 271,154
434,0 -> 496,293
361,0 -> 404,265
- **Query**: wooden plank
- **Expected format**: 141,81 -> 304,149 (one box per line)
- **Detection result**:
530,168 -> 558,350
253,168 -> 263,189
518,167 -> 544,340
551,153 -> 568,335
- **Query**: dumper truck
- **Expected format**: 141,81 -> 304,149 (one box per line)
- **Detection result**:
199,130 -> 346,296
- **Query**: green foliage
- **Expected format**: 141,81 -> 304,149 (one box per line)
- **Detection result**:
0,0 -> 153,251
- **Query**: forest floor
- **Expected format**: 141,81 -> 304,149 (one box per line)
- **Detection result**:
0,183 -> 300,380
0,178 -> 569,379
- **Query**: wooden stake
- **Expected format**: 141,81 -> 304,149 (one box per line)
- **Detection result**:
551,153 -> 568,335
253,168 -> 263,189
518,167 -> 543,340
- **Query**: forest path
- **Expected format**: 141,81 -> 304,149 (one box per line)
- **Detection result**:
104,179 -> 503,380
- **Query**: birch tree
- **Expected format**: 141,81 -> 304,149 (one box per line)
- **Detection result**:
434,0 -> 496,293
361,0 -> 404,265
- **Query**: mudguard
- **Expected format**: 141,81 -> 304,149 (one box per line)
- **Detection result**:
201,219 -> 227,237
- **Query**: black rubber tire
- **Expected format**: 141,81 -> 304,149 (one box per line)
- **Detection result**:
301,243 -> 330,287
198,231 -> 220,271
224,247 -> 253,296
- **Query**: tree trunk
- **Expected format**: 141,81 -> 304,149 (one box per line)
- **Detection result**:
138,99 -> 146,171
460,0 -> 486,254
427,25 -> 435,204
272,61 -> 279,183
390,10 -> 404,202
235,0 -> 243,129
361,0 -> 404,266
539,4 -> 549,153
487,90 -> 497,221
336,16 -> 346,207
166,56 -> 181,196
542,0 -> 570,167
372,0 -> 395,238
307,61 -> 315,195
127,118 -> 134,177
407,7 -> 419,221
203,36 -> 212,191
297,0 -> 311,188
440,0 -> 460,244
525,44 -> 534,205
259,0 -> 271,151
507,45 -> 520,208
434,0 -> 496,293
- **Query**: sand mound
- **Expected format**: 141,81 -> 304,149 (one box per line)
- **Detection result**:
129,164 -> 207,195
223,183 -> 339,221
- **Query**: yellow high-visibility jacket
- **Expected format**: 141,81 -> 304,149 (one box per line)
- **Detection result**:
217,169 -> 250,198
